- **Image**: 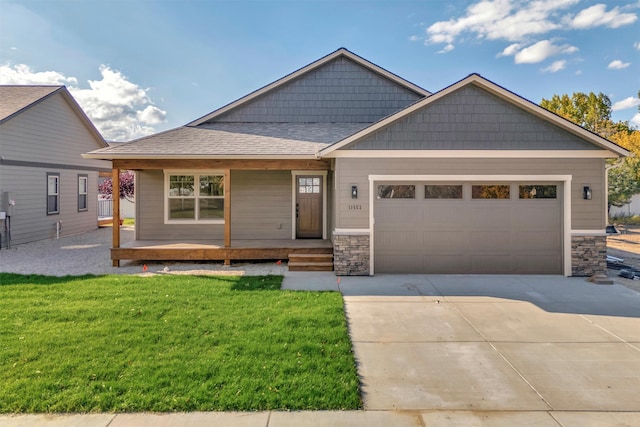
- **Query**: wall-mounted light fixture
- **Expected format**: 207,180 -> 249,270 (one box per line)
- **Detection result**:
351,185 -> 358,199
583,186 -> 592,200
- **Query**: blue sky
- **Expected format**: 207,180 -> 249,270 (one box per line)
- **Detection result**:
1,0 -> 638,141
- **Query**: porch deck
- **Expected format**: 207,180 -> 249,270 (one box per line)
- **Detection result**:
112,239 -> 333,265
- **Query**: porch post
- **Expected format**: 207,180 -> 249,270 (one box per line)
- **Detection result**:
224,169 -> 231,265
112,167 -> 120,267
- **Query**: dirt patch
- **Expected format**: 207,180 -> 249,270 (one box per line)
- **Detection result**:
607,227 -> 640,293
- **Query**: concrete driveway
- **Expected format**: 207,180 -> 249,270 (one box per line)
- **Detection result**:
284,273 -> 640,424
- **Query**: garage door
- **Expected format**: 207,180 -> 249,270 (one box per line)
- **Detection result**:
374,183 -> 562,274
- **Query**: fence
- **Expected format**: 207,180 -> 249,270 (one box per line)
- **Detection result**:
98,198 -> 135,219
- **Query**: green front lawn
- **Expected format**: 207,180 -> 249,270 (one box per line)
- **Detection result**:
0,273 -> 361,413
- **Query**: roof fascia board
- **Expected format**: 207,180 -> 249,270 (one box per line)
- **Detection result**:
319,74 -> 630,158
187,48 -> 431,127
82,153 -> 319,160
327,150 -> 619,159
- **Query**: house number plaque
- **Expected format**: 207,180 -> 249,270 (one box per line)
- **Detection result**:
348,205 -> 362,210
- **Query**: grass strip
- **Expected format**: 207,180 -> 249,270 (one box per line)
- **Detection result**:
0,273 -> 361,412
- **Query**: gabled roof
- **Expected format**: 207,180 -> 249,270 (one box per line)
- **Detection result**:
84,122 -> 369,159
187,48 -> 431,126
318,74 -> 630,158
0,85 -> 61,123
0,85 -> 108,147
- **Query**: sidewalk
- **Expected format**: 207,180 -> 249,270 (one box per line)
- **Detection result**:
3,410 -> 640,426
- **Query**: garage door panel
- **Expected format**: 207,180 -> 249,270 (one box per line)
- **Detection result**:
514,231 -> 561,251
424,206 -> 469,225
425,255 -> 471,273
424,231 -> 468,253
513,205 -> 561,228
376,230 -> 422,252
470,255 -> 514,274
376,254 -> 423,273
468,231 -> 514,252
514,255 -> 561,274
469,206 -> 514,228
377,204 -> 422,223
374,181 -> 563,274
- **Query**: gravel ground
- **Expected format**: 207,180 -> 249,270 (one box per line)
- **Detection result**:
0,226 -> 288,277
607,228 -> 640,293
1,226 -> 640,295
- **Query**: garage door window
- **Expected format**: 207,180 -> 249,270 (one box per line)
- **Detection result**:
519,185 -> 557,199
377,185 -> 415,199
472,185 -> 510,199
424,185 -> 463,199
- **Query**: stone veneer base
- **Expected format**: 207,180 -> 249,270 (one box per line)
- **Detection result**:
571,235 -> 607,277
333,233 -> 370,276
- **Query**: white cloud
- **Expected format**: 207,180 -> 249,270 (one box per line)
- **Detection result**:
425,0 -> 579,49
612,97 -> 640,111
635,41 -> 640,50
608,59 -> 631,69
0,63 -> 77,85
0,63 -> 166,141
569,4 -> 638,29
497,43 -> 521,57
514,40 -> 578,64
438,44 -> 455,53
631,113 -> 640,129
136,105 -> 167,125
408,35 -> 421,41
542,60 -> 567,72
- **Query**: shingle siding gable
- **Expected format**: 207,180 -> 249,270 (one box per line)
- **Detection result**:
212,56 -> 423,123
345,85 -> 598,150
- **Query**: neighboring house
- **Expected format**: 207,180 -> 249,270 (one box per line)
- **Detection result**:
84,48 -> 628,276
610,194 -> 640,217
0,86 -> 110,246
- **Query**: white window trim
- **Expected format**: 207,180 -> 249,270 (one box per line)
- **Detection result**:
164,170 -> 225,224
291,170 -> 327,240
78,175 -> 88,212
368,174 -> 572,277
47,173 -> 60,215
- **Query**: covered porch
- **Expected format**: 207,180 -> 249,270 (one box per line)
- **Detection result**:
110,158 -> 333,268
112,238 -> 333,262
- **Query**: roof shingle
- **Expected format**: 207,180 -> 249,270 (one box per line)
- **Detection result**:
89,122 -> 370,157
0,86 -> 62,123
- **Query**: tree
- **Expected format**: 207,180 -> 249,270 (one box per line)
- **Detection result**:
608,131 -> 640,210
99,171 -> 135,201
540,92 -> 618,137
541,91 -> 640,215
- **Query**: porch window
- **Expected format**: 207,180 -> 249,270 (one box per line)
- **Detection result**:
166,173 -> 224,222
47,173 -> 60,215
78,175 -> 88,211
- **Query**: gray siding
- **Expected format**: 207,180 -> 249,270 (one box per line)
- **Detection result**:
231,170 -> 292,239
346,85 -> 598,150
0,93 -> 109,168
0,92 -> 109,245
334,157 -> 605,230
0,165 -> 100,245
137,170 -> 292,241
214,57 -> 423,123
